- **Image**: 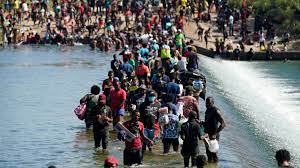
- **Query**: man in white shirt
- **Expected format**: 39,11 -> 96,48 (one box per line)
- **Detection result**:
229,14 -> 234,36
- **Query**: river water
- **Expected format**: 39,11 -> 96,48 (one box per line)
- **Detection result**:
0,46 -> 299,168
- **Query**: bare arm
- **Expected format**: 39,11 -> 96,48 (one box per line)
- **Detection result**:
216,110 -> 226,133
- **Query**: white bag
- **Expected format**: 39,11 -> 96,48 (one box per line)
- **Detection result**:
159,114 -> 169,125
176,102 -> 184,117
208,139 -> 219,153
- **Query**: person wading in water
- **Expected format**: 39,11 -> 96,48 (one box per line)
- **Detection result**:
180,111 -> 203,168
120,110 -> 153,166
110,79 -> 126,125
204,97 -> 226,162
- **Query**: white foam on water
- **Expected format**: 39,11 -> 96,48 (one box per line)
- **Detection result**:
200,56 -> 300,165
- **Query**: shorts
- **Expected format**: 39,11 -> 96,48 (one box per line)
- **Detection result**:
116,108 -> 125,116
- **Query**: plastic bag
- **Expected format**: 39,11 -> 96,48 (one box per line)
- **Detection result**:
208,139 -> 219,153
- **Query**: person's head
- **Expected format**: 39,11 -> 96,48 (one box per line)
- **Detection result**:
113,79 -> 121,90
148,91 -> 157,103
154,60 -> 160,68
159,68 -> 165,75
188,111 -> 197,120
108,70 -> 114,79
139,59 -> 144,65
142,43 -> 147,48
185,86 -> 194,96
104,156 -> 119,168
91,85 -> 100,95
196,155 -> 207,168
206,96 -> 214,109
178,55 -> 182,61
275,149 -> 291,166
132,77 -> 139,86
131,110 -> 140,121
140,84 -> 147,94
113,54 -> 117,60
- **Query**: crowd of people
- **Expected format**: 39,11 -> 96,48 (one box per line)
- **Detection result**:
79,36 -> 226,167
63,0 -> 228,166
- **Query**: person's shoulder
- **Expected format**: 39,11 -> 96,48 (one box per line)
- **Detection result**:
120,89 -> 126,93
138,121 -> 144,127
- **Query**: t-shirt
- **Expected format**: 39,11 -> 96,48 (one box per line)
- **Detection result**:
180,120 -> 201,153
92,105 -> 112,132
110,88 -> 126,113
175,33 -> 184,46
151,74 -> 170,85
163,82 -> 180,97
121,62 -> 134,75
161,114 -> 179,139
161,45 -> 171,59
139,48 -> 149,58
135,64 -> 150,77
177,60 -> 187,71
178,96 -> 199,118
229,15 -> 234,25
187,52 -> 198,70
152,44 -> 159,51
124,121 -> 144,149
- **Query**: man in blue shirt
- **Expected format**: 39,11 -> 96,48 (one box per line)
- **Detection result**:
120,59 -> 134,79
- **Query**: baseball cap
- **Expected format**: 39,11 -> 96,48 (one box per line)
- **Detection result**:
104,156 -> 118,167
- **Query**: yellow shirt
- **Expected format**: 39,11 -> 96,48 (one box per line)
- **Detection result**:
181,0 -> 187,7
14,0 -> 20,9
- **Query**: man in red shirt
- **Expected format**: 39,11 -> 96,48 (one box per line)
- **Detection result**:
122,110 -> 153,166
110,79 -> 126,125
135,60 -> 150,81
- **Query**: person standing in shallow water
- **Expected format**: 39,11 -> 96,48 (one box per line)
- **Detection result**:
120,110 -> 153,166
110,79 -> 126,125
180,111 -> 203,168
204,97 -> 226,162
91,94 -> 112,152
80,85 -> 100,129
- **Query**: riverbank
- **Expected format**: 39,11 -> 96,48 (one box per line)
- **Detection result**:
182,12 -> 300,61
